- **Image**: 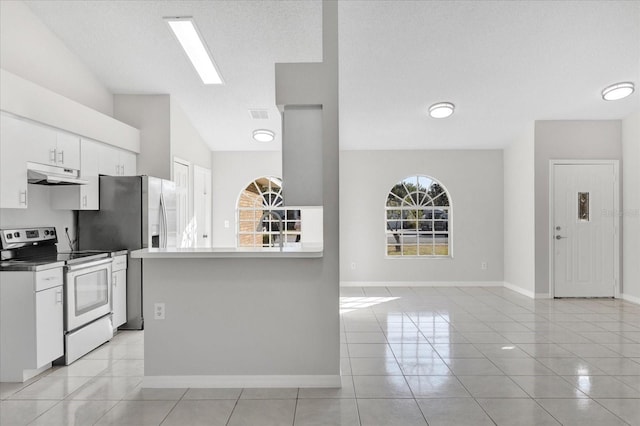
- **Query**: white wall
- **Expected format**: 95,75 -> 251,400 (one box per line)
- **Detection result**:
503,125 -> 536,297
622,111 -> 640,302
0,1 -> 113,116
211,151 -> 282,247
170,102 -> 212,171
340,150 -> 504,285
534,120 -> 622,295
0,185 -> 75,248
282,106 -> 323,206
114,95 -> 171,179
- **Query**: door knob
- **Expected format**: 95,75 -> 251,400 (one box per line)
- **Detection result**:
555,235 -> 566,240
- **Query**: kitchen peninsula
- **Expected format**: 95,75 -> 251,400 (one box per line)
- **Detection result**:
131,243 -> 339,388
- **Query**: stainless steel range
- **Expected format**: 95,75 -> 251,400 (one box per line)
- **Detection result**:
0,226 -> 113,365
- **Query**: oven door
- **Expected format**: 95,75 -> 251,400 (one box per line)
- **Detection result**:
65,258 -> 112,332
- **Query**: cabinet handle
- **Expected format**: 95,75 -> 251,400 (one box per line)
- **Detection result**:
57,150 -> 64,164
19,190 -> 27,205
116,165 -> 120,175
82,195 -> 87,207
113,275 -> 117,286
120,164 -> 125,175
55,289 -> 63,304
50,149 -> 57,163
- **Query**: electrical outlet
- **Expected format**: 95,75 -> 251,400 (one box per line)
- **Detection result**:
350,262 -> 356,270
481,262 -> 488,270
224,220 -> 230,229
154,303 -> 165,320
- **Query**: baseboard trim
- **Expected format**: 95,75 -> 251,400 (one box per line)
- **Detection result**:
621,293 -> 640,305
502,281 -> 536,299
340,281 -> 504,288
142,375 -> 342,389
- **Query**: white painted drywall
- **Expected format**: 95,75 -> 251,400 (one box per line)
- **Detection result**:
0,1 -> 113,116
340,150 -> 504,285
0,185 -> 75,248
282,106 -> 323,206
503,124 -> 536,297
534,121 -> 622,296
170,102 -> 212,170
622,111 -> 640,301
114,95 -> 172,179
211,151 -> 282,248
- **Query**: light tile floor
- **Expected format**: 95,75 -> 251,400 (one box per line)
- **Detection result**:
1,286 -> 640,425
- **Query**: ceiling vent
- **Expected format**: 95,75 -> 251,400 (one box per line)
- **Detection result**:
249,109 -> 269,120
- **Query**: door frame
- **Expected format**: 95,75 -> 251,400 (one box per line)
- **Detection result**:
548,159 -> 620,298
173,157 -> 192,247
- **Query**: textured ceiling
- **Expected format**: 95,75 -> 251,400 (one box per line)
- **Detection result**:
25,1 -> 640,151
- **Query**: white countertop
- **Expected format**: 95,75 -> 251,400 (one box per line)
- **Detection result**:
130,244 -> 323,259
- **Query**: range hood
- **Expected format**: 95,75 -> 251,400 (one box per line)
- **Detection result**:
27,162 -> 88,185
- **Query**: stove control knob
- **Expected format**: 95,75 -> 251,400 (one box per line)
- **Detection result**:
50,229 -> 56,235
13,232 -> 19,238
6,233 -> 12,240
44,230 -> 49,235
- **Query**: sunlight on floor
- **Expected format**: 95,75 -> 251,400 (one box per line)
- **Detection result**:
339,296 -> 400,314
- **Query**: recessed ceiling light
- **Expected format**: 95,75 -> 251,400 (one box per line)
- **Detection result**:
601,82 -> 634,101
252,129 -> 275,142
165,17 -> 223,85
428,102 -> 455,118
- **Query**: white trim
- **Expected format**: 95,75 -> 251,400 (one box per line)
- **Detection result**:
503,281 -> 536,299
142,375 -> 342,389
621,293 -> 640,305
535,293 -> 552,299
548,160 -> 620,298
340,281 -> 503,288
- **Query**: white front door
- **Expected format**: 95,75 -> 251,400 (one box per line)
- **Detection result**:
552,163 -> 618,297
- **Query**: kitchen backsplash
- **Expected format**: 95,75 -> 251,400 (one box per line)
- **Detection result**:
0,185 -> 76,249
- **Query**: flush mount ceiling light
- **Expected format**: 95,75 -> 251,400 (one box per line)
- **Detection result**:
601,82 -> 634,101
252,129 -> 275,142
428,102 -> 455,118
165,17 -> 223,85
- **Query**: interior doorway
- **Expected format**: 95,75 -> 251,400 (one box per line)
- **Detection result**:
173,158 -> 191,247
550,161 -> 619,297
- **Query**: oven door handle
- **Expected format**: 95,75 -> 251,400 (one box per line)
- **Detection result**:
65,257 -> 112,271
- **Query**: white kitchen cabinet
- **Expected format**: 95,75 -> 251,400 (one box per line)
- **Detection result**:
111,255 -> 127,329
0,267 -> 64,382
54,132 -> 81,170
51,138 -> 100,210
35,285 -> 64,367
0,114 -> 30,208
98,144 -> 137,176
25,124 -> 80,170
120,150 -> 137,176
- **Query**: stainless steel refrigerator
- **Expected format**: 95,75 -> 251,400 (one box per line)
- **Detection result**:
77,175 -> 176,329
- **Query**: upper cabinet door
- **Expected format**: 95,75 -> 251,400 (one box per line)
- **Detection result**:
23,120 -> 58,167
0,114 -> 29,208
80,139 -> 100,209
98,143 -> 121,176
120,150 -> 137,176
55,132 -> 81,170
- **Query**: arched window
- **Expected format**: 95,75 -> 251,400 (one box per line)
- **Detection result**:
385,175 -> 451,257
237,177 -> 300,248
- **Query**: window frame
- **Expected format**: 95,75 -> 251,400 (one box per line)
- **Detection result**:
236,176 -> 301,248
384,174 -> 452,258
